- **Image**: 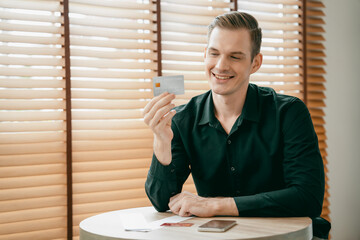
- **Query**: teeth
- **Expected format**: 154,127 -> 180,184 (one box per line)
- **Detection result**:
214,74 -> 231,80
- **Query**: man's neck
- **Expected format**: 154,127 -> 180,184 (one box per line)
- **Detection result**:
212,85 -> 249,134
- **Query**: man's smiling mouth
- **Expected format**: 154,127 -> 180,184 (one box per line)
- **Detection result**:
212,72 -> 234,80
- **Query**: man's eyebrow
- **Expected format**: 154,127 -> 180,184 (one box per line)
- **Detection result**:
230,51 -> 246,55
208,47 -> 246,55
208,47 -> 219,52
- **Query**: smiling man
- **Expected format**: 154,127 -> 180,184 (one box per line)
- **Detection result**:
142,12 -> 325,218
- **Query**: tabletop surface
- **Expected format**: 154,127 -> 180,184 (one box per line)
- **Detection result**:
79,206 -> 312,240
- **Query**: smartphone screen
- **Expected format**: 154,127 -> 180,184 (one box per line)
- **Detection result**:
197,220 -> 237,232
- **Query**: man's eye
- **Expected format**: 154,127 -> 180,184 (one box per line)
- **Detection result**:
231,56 -> 241,60
210,53 -> 218,56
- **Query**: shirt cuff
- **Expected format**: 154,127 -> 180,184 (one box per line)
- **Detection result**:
233,194 -> 263,215
149,154 -> 178,181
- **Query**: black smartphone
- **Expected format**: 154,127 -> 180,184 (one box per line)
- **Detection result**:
197,220 -> 237,232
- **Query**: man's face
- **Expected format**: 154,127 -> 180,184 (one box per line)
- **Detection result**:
204,27 -> 261,97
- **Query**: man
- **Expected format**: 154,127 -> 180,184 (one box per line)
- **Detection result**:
143,11 -> 325,218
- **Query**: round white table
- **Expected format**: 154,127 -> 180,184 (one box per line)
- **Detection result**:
80,206 -> 312,240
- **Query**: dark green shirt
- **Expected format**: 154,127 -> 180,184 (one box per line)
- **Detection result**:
145,83 -> 325,217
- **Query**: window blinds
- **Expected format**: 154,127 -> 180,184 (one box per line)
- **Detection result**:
0,0 -> 67,239
239,0 -> 304,99
0,0 -> 329,239
305,0 -> 329,222
68,0 -> 155,237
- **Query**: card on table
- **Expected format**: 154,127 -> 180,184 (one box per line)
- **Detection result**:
153,75 -> 185,96
161,222 -> 194,227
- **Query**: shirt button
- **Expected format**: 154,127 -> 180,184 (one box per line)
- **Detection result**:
230,167 -> 235,172
236,190 -> 241,194
227,140 -> 231,144
171,169 -> 175,173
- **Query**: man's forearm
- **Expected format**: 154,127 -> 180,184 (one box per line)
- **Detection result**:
233,185 -> 323,217
211,197 -> 239,216
153,136 -> 172,165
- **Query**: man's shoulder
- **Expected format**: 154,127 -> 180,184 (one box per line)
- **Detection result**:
253,84 -> 305,110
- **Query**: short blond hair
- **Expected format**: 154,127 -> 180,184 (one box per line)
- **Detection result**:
207,11 -> 262,61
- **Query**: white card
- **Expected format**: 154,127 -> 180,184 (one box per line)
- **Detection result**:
120,213 -> 193,232
120,213 -> 152,232
153,75 -> 185,96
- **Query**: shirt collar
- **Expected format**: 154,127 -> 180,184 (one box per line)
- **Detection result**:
198,91 -> 217,126
198,83 -> 260,126
241,83 -> 260,123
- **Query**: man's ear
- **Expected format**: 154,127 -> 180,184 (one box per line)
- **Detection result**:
204,47 -> 207,59
250,53 -> 263,74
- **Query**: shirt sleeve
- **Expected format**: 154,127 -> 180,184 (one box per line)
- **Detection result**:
234,99 -> 325,218
145,120 -> 191,212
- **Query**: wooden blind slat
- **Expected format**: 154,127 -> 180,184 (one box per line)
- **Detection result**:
70,59 -> 156,70
0,34 -> 64,45
0,45 -> 64,56
0,217 -> 66,235
70,3 -> 152,20
73,149 -> 153,162
73,168 -> 149,184
0,9 -> 63,23
0,206 -> 66,224
0,79 -> 65,89
0,175 -> 65,190
0,228 -> 66,240
163,0 -> 230,8
70,37 -> 156,50
0,142 -> 66,155
71,69 -> 155,79
161,4 -> 226,17
0,185 -> 66,201
250,0 -> 301,4
0,0 -> 61,12
0,100 -> 66,110
0,22 -> 63,35
72,120 -> 146,130
71,100 -> 147,110
70,0 -> 152,10
238,2 -> 302,14
0,153 -> 65,167
73,129 -> 152,140
72,179 -> 147,193
0,121 -> 65,132
70,26 -> 155,41
0,132 -> 65,144
73,139 -> 152,152
70,48 -> 156,60
0,89 -> 65,99
162,12 -> 214,25
73,159 -> 150,172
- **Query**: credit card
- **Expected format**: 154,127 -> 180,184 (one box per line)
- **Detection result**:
161,223 -> 194,227
153,75 -> 185,96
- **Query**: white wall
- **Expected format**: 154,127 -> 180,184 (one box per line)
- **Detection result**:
324,0 -> 360,239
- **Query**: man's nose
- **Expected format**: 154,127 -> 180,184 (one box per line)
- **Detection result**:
215,56 -> 230,71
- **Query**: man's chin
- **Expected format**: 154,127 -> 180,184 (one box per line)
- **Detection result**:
211,88 -> 231,96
